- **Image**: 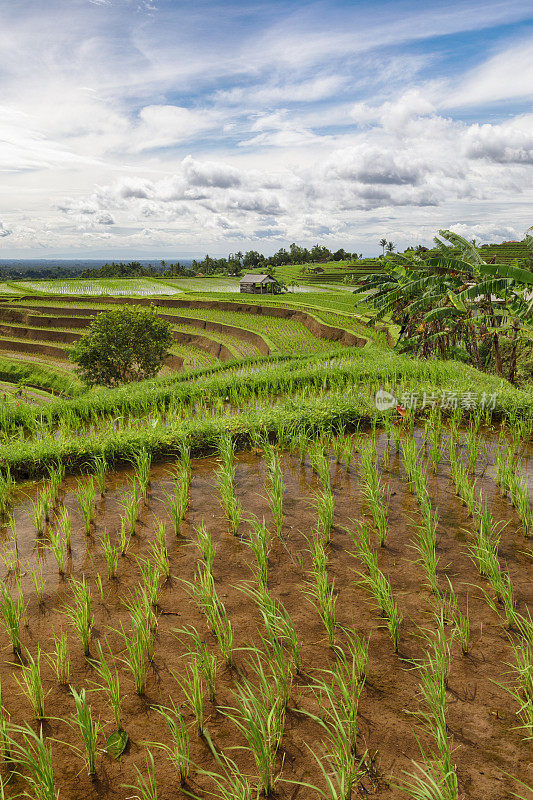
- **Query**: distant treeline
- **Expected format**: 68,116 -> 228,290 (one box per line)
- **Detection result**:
1,244 -> 361,281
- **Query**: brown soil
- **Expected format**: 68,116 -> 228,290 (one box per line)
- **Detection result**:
0,432 -> 532,798
0,339 -> 67,359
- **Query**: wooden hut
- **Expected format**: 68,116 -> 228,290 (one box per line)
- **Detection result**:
239,274 -> 278,294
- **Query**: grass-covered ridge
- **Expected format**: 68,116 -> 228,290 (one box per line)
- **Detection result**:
1,344 -> 531,478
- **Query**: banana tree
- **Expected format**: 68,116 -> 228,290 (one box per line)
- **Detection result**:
355,229 -> 533,382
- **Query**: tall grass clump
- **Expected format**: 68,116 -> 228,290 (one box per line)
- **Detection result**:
266,449 -> 285,537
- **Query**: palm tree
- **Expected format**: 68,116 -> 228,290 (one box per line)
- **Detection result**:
379,238 -> 387,256
386,241 -> 395,253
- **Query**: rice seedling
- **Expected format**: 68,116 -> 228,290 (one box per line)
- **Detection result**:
0,581 -> 24,656
309,441 -> 332,490
100,528 -> 119,579
216,435 -> 242,536
335,629 -> 369,684
150,701 -> 190,785
124,751 -> 158,800
122,588 -> 158,662
92,453 -> 107,496
119,481 -> 141,537
494,444 -> 515,497
265,449 -> 285,537
411,507 -> 440,596
441,582 -> 470,656
117,619 -> 149,695
133,447 -> 152,503
150,521 -> 170,580
178,625 -> 218,702
29,495 -> 45,537
5,722 -> 57,800
508,469 -> 533,538
74,477 -> 96,535
7,512 -> 19,572
161,471 -> 189,536
16,647 -> 48,719
465,425 -> 484,474
332,429 -> 345,464
185,564 -> 234,666
193,522 -> 216,574
198,730 -> 253,800
63,575 -> 93,657
351,529 -> 402,653
428,426 -> 445,475
0,684 -> 9,762
57,506 -> 72,553
48,521 -> 67,576
359,440 -> 390,546
0,468 -> 14,519
174,656 -> 205,736
117,519 -> 130,556
300,694 -> 366,798
305,545 -> 337,647
223,672 -> 283,795
30,561 -> 46,607
48,630 -> 70,685
137,555 -> 162,608
409,614 -> 458,800
397,758 -> 459,800
70,686 -> 101,777
40,482 -> 55,523
312,484 -> 335,544
246,517 -> 271,586
91,641 -> 123,732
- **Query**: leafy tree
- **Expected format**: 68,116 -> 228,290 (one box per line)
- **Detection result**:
69,305 -> 173,387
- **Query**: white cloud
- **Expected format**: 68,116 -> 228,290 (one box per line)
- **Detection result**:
446,37 -> 533,108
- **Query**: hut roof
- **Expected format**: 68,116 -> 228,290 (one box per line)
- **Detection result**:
239,274 -> 277,283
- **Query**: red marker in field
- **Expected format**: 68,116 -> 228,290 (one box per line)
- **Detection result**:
396,404 -> 407,418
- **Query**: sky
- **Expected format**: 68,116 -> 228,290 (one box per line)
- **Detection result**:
0,0 -> 533,259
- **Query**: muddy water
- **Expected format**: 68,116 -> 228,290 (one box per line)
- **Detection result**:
0,429 -> 532,799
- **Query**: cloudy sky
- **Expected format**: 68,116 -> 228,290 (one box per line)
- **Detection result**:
1,0 -> 532,258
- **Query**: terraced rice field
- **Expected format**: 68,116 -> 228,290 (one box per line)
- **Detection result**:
0,293 -> 366,379
0,408 -> 531,799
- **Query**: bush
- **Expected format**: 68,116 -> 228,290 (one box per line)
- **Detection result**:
69,305 -> 173,387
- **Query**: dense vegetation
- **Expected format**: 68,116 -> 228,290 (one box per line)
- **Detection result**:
356,230 -> 533,385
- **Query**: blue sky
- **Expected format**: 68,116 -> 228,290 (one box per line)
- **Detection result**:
0,0 -> 532,258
